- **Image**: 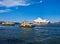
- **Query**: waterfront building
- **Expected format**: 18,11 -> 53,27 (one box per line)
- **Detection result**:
33,17 -> 49,25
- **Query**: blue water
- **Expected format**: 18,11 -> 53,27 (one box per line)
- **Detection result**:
0,24 -> 60,44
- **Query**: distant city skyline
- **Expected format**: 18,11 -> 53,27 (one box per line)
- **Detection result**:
0,0 -> 60,22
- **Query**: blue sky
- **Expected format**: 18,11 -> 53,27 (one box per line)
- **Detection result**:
0,0 -> 60,22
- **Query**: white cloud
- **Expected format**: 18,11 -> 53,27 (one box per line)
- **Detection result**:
0,0 -> 42,13
26,0 -> 43,6
0,0 -> 30,13
40,0 -> 43,3
0,0 -> 30,7
0,9 -> 11,13
0,0 -> 42,7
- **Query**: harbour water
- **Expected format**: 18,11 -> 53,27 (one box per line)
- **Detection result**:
0,24 -> 60,44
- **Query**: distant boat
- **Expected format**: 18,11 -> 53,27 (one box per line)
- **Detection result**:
2,22 -> 15,26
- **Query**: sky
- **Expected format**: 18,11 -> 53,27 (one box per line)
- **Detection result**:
0,0 -> 60,22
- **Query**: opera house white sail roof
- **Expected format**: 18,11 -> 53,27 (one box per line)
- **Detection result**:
34,17 -> 49,23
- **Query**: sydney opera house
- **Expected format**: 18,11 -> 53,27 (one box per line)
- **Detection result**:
33,18 -> 50,25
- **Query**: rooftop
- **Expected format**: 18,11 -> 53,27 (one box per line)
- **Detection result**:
34,17 -> 49,22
